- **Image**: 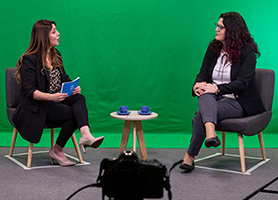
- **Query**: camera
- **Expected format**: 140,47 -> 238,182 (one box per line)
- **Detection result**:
97,151 -> 170,199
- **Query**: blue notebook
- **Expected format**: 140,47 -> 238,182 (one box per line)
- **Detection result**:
61,77 -> 80,96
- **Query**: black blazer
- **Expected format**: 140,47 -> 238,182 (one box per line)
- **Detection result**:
12,52 -> 71,143
193,45 -> 264,116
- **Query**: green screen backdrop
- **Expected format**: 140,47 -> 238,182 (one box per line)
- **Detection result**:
0,0 -> 277,148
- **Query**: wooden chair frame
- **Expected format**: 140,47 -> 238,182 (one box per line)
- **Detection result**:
220,131 -> 266,173
9,127 -> 83,168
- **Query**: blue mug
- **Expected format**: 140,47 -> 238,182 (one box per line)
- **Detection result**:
119,106 -> 128,113
141,106 -> 151,113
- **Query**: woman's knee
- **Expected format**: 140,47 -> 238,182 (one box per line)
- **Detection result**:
72,93 -> 85,100
68,94 -> 86,104
199,93 -> 216,103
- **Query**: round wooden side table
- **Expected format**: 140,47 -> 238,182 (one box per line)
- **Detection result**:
110,110 -> 158,160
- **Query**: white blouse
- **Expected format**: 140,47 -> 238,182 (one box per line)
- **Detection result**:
212,51 -> 235,99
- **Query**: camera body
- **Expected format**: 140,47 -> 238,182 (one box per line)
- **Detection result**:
97,151 -> 169,199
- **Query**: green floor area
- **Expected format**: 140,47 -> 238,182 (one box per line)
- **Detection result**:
1,130 -> 278,149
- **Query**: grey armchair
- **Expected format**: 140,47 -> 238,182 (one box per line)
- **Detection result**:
216,68 -> 275,173
5,67 -> 83,168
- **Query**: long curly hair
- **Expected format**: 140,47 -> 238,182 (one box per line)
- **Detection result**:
15,20 -> 62,83
208,12 -> 260,62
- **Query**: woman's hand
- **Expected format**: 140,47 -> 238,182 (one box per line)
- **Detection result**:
193,82 -> 206,96
200,83 -> 218,94
72,86 -> 81,95
51,93 -> 68,102
193,82 -> 218,96
33,90 -> 67,102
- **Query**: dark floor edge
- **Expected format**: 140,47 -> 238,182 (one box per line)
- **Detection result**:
243,176 -> 278,199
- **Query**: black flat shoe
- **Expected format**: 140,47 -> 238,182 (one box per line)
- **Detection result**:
205,136 -> 221,148
179,162 -> 195,172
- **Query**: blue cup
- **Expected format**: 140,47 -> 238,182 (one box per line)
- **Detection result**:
119,106 -> 128,113
141,106 -> 151,113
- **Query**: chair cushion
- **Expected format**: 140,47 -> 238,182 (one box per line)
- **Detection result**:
216,111 -> 272,136
7,107 -> 60,129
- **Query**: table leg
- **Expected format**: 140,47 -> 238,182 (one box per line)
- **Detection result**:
135,121 -> 147,160
133,122 -> 136,152
119,121 -> 132,156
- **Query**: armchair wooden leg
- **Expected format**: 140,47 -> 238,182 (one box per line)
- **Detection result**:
71,133 -> 83,164
238,133 -> 246,173
27,143 -> 34,168
221,131 -> 226,155
9,128 -> 18,157
50,128 -> 55,148
258,132 -> 266,160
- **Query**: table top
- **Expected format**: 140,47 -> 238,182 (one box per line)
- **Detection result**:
110,110 -> 158,121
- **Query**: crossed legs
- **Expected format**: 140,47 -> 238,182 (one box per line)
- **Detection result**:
46,94 -> 104,165
182,94 -> 245,168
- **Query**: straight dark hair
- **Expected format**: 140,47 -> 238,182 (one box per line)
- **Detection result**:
15,19 -> 62,82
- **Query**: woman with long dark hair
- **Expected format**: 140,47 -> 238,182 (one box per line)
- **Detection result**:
13,20 -> 104,166
180,12 -> 264,172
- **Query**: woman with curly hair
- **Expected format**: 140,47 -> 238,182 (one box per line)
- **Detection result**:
179,12 -> 264,172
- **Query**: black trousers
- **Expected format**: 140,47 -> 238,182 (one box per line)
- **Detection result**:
187,94 -> 245,156
45,94 -> 89,147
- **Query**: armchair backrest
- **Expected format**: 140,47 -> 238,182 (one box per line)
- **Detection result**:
5,67 -> 23,127
255,68 -> 275,112
5,67 -> 23,109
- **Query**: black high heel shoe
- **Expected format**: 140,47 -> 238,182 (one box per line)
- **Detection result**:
205,136 -> 221,148
179,161 -> 195,172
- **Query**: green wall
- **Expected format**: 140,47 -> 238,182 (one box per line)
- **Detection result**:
0,0 -> 277,147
